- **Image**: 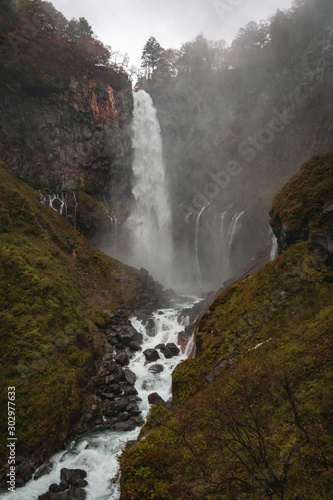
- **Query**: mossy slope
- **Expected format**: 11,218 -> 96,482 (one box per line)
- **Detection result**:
120,158 -> 333,499
0,163 -> 156,462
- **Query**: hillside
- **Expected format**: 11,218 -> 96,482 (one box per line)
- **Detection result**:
120,155 -> 333,499
0,163 -> 166,486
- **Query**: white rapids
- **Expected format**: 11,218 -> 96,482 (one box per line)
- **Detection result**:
1,298 -> 199,500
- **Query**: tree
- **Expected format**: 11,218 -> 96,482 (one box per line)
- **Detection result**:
141,36 -> 164,79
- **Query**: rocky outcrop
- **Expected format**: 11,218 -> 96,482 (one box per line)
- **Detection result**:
0,64 -> 133,239
270,154 -> 333,263
38,469 -> 88,500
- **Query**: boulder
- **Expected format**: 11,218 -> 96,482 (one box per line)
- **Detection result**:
49,484 -> 63,493
115,351 -> 130,366
129,341 -> 141,351
60,469 -> 87,488
124,369 -> 136,385
143,348 -> 160,363
110,420 -> 136,432
159,345 -> 173,359
145,318 -> 156,337
148,364 -> 164,374
166,343 -> 180,356
38,493 -> 60,500
148,393 -> 164,405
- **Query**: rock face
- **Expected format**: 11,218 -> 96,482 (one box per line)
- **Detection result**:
0,0 -> 134,241
0,65 -> 133,239
270,154 -> 333,263
144,19 -> 333,290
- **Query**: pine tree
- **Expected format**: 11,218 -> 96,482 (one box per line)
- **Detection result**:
141,36 -> 164,79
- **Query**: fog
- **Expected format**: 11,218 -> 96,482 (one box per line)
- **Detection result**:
49,0 -> 294,64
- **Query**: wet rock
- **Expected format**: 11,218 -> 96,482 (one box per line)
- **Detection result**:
148,393 -> 164,405
143,348 -> 160,363
38,493 -> 60,500
154,343 -> 165,350
107,361 -> 123,374
105,373 -> 121,385
178,330 -> 192,351
49,484 -> 63,493
119,326 -> 144,347
124,369 -> 136,385
166,343 -> 180,356
129,341 -> 141,351
146,318 -> 156,337
60,469 -> 87,488
61,486 -> 86,499
115,351 -> 130,366
38,469 -> 88,499
158,345 -> 173,359
123,386 -> 138,396
60,481 -> 69,490
111,420 -> 136,432
148,363 -> 164,374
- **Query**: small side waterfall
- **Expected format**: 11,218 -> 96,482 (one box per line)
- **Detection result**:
125,90 -> 174,286
193,208 -> 246,289
270,233 -> 278,260
194,203 -> 210,284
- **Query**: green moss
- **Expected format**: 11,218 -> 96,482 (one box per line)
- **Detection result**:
120,243 -> 333,499
270,153 -> 333,235
0,163 -> 153,461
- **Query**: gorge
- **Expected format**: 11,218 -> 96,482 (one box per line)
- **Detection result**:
0,0 -> 332,499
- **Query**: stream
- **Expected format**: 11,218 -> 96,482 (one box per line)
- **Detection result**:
2,297 -> 199,500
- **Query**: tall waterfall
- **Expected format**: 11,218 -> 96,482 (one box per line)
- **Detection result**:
125,90 -> 174,286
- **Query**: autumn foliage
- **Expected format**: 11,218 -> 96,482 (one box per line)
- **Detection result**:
0,0 -> 111,86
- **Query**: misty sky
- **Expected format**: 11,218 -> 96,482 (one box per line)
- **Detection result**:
50,0 -> 295,66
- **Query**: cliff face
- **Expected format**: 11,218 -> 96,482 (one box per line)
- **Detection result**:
0,66 -> 132,195
143,5 -> 333,289
0,66 -> 133,237
120,155 -> 333,499
0,0 -> 134,242
270,153 -> 333,262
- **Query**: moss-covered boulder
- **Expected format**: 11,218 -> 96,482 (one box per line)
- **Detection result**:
270,153 -> 333,261
0,163 -> 166,484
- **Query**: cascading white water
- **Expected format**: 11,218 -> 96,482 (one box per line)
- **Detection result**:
194,203 -> 211,284
125,90 -> 174,286
1,298 -> 200,500
270,233 -> 278,260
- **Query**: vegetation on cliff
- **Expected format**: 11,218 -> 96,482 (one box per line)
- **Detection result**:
270,153 -> 333,236
120,156 -> 333,499
0,163 -> 160,463
0,0 -> 111,83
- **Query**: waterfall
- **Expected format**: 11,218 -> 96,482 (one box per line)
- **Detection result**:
101,202 -> 119,254
125,90 -> 174,286
194,203 -> 210,284
73,191 -> 78,229
270,233 -> 278,260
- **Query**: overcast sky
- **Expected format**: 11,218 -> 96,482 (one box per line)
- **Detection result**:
49,0 -> 295,66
